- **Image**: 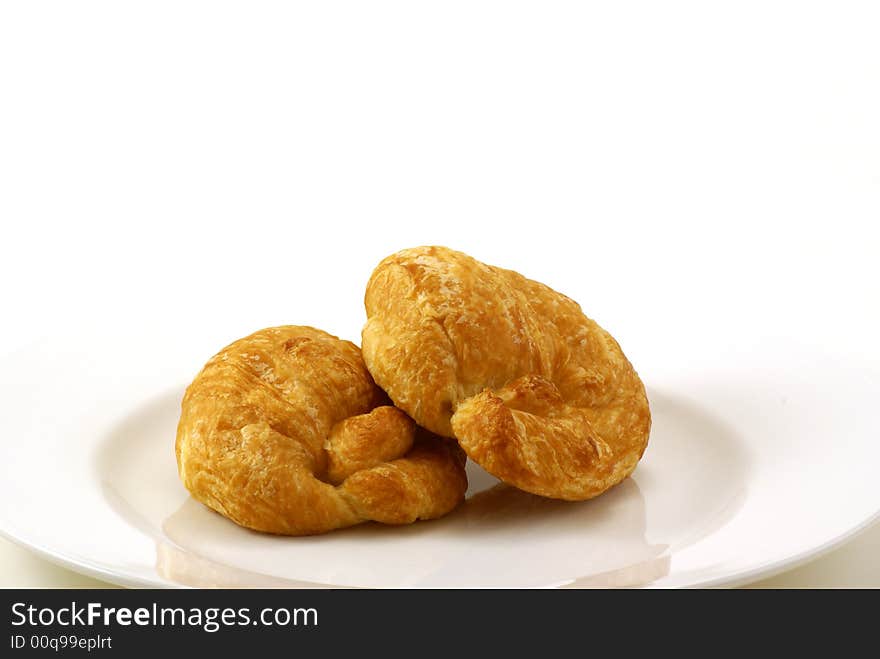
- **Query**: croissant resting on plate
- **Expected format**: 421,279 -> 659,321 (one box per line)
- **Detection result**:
176,326 -> 468,535
362,246 -> 651,501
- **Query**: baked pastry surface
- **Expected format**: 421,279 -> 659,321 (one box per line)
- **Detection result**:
362,246 -> 651,501
176,325 -> 468,535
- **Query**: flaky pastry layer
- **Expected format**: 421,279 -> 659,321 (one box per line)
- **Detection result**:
176,326 -> 467,535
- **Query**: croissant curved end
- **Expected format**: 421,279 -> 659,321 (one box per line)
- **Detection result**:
451,376 -> 648,501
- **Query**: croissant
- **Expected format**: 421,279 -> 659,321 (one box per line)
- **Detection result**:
362,246 -> 651,501
176,326 -> 468,535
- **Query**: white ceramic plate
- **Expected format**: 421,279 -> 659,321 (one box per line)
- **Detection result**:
1,325 -> 878,589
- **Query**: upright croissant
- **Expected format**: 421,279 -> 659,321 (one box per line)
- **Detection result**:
362,246 -> 651,501
176,326 -> 467,535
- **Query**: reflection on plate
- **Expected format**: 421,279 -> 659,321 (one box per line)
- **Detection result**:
96,387 -> 746,588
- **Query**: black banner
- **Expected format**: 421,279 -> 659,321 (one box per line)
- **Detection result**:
0,588 -> 871,655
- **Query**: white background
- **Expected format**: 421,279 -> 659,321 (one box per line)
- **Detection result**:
1,2 -> 878,586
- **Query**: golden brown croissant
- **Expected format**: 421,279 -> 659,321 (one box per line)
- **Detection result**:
176,325 -> 468,535
362,246 -> 651,501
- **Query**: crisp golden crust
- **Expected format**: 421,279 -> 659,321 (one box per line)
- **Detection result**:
362,247 -> 651,501
176,326 -> 467,535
